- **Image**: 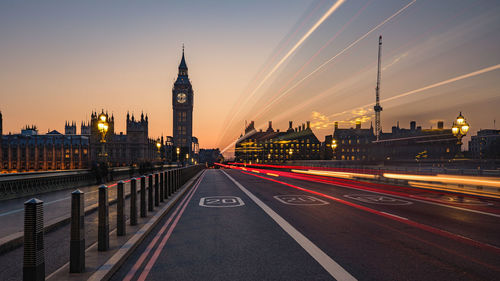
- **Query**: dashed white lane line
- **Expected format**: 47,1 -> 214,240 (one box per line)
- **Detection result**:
221,170 -> 357,281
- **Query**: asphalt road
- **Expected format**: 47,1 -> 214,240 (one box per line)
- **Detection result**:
112,168 -> 500,281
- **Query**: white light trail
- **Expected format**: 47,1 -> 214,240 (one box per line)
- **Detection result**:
257,0 -> 417,116
255,0 -> 346,94
219,0 -> 346,147
328,63 -> 500,119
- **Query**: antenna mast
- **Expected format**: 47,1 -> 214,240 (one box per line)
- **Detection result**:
374,35 -> 383,141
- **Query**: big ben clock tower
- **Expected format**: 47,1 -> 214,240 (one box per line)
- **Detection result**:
172,47 -> 194,160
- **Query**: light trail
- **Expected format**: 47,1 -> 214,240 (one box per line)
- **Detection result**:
328,63 -> 500,119
238,170 -> 500,256
384,173 -> 500,188
218,0 -> 346,148
220,1 -> 414,153
255,0 -> 417,119
247,1 -> 472,130
251,0 -> 372,122
292,169 -> 377,179
215,0 -> 326,147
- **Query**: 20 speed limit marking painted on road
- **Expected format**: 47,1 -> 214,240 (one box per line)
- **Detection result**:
344,194 -> 412,205
274,195 -> 329,205
199,196 -> 245,207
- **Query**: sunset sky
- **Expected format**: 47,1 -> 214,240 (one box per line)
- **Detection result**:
1,0 -> 499,157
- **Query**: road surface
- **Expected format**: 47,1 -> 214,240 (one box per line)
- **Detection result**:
112,168 -> 500,281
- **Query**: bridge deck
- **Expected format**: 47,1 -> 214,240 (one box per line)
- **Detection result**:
111,169 -> 500,281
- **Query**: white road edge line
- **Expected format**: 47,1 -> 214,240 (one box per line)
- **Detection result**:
221,170 -> 357,281
381,212 -> 408,220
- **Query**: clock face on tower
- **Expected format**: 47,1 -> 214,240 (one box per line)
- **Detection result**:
177,92 -> 187,104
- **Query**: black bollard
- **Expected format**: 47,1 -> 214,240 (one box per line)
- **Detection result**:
154,173 -> 159,206
117,181 -> 125,236
173,169 -> 176,192
160,172 -> 164,202
70,190 -> 85,273
164,171 -> 169,199
23,198 -> 45,281
177,169 -> 181,190
148,174 -> 154,212
173,170 -> 176,192
140,176 -> 146,217
130,178 -> 137,225
166,170 -> 171,196
98,185 -> 109,251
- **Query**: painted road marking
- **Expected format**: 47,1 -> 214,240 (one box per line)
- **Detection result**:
381,211 -> 408,220
274,195 -> 329,205
432,196 -> 493,206
123,172 -> 205,281
344,194 -> 412,205
199,196 -> 245,208
222,170 -> 356,281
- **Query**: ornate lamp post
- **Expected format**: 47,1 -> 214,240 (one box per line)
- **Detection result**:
176,147 -> 180,166
331,139 -> 338,159
452,112 -> 470,158
97,113 -> 109,162
156,139 -> 161,161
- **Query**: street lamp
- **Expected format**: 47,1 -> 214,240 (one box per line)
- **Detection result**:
452,112 -> 470,158
97,113 -> 108,160
176,147 -> 180,160
156,139 -> 161,160
331,139 -> 338,160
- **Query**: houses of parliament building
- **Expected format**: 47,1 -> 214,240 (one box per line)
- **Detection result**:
1,49 -> 200,173
0,110 -> 161,173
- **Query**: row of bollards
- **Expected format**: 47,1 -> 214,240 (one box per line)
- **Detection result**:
22,167 -> 194,281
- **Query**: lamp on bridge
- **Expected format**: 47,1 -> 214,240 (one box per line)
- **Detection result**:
331,138 -> 338,160
97,113 -> 109,160
156,139 -> 162,160
452,112 -> 469,158
176,147 -> 180,165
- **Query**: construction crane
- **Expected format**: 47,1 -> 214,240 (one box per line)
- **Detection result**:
374,35 -> 383,141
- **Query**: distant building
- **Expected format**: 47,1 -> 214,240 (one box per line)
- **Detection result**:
235,121 -> 321,163
199,148 -> 222,165
0,111 -> 170,173
469,129 -> 500,159
374,121 -> 459,160
88,110 -> 158,166
1,122 -> 90,172
172,47 -> 198,164
65,121 -> 77,135
332,121 -> 375,161
328,120 -> 459,161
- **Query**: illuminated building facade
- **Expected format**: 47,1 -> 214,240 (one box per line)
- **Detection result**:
235,121 -> 321,163
1,122 -> 90,172
0,111 -> 170,173
332,121 -> 375,161
329,120 -> 459,161
469,129 -> 500,159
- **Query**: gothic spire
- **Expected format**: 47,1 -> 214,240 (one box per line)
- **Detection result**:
178,44 -> 188,71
